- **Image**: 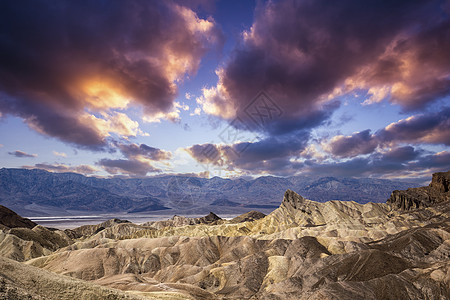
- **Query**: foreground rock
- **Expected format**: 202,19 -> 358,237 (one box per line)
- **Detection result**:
28,220 -> 450,299
0,206 -> 75,261
0,225 -> 73,261
0,256 -> 149,299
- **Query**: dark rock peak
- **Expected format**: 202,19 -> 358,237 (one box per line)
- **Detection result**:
199,212 -> 221,223
170,212 -> 220,223
0,205 -> 37,229
230,211 -> 266,223
282,189 -> 306,210
109,218 -> 131,224
387,170 -> 450,210
69,218 -> 131,238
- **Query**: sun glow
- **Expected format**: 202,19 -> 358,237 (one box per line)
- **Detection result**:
82,80 -> 130,110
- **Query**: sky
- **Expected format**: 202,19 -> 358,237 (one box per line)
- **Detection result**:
0,0 -> 449,182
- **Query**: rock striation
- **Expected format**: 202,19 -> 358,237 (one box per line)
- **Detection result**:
387,170 -> 450,210
0,225 -> 73,261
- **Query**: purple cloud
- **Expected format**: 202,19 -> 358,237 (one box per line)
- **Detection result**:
186,130 -> 310,176
327,130 -> 378,158
303,149 -> 450,179
8,150 -> 37,158
97,158 -> 161,177
198,0 -> 449,135
117,143 -> 172,161
326,108 -> 450,158
0,1 -> 221,149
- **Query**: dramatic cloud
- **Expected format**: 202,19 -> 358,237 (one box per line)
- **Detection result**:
188,105 -> 450,176
0,1 -> 221,149
188,111 -> 450,177
186,130 -> 310,176
8,150 -> 37,158
97,158 -> 161,177
354,17 -> 450,110
302,149 -> 450,180
381,146 -> 423,163
326,130 -> 378,158
1,0 -> 448,180
117,143 -> 172,161
98,143 -> 172,176
379,107 -> 450,146
24,163 -> 97,175
198,0 -> 449,136
326,108 -> 450,158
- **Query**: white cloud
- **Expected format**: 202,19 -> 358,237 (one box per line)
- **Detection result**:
53,151 -> 67,157
190,107 -> 202,116
143,101 -> 190,123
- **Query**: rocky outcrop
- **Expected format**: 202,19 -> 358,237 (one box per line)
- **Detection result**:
197,212 -> 222,224
230,210 -> 266,223
68,218 -> 131,238
0,225 -> 73,261
430,171 -> 450,193
387,171 -> 450,210
86,189 -> 447,244
0,205 -> 73,261
142,212 -> 222,230
0,205 -> 37,229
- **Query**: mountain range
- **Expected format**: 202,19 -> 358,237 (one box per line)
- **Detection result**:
0,168 -> 416,216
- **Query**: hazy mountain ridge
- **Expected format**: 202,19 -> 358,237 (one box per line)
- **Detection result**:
0,168 -> 415,216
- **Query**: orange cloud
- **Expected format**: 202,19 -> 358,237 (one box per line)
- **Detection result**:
0,1 -> 222,149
